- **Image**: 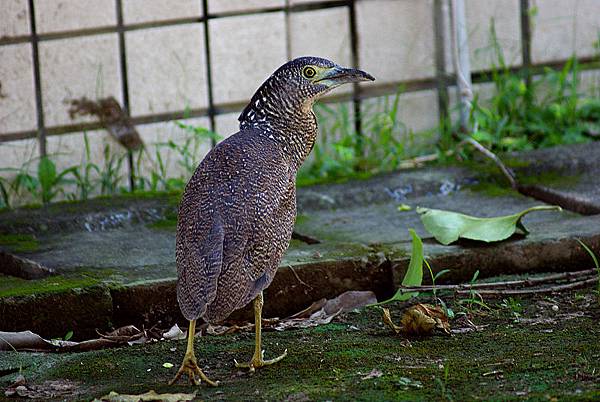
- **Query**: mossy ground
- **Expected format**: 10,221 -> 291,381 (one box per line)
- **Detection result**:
1,287 -> 599,401
0,269 -> 117,298
0,233 -> 39,253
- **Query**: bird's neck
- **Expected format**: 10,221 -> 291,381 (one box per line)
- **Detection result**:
239,98 -> 318,170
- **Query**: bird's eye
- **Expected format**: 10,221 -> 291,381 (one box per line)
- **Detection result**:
302,66 -> 317,79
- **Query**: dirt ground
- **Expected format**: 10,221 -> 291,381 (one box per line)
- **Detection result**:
1,280 -> 599,401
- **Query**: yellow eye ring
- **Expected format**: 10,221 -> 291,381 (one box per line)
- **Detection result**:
302,66 -> 316,79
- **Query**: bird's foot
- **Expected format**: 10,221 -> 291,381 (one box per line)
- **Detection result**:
234,349 -> 288,373
169,351 -> 219,387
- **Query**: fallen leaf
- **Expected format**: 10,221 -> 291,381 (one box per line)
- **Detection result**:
397,204 -> 412,211
382,304 -> 451,336
401,304 -> 451,335
0,331 -> 57,351
321,290 -> 377,315
5,379 -> 78,399
417,205 -> 562,245
382,308 -> 402,334
93,390 -> 196,402
162,324 -> 186,340
361,368 -> 383,380
397,376 -> 423,389
162,362 -> 174,368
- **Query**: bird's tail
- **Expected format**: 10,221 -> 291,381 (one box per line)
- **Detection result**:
176,217 -> 224,321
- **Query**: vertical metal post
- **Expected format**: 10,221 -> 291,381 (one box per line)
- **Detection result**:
115,0 -> 135,191
348,0 -> 363,153
202,0 -> 217,145
451,0 -> 472,132
433,0 -> 449,122
284,0 -> 292,61
520,0 -> 532,104
27,0 -> 47,157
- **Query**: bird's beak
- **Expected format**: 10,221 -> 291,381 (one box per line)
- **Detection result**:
316,66 -> 375,87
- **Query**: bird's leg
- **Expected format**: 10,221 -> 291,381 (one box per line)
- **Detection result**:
169,319 -> 219,386
234,291 -> 287,372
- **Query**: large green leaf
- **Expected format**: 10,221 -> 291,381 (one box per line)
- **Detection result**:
372,229 -> 424,306
417,205 -> 562,245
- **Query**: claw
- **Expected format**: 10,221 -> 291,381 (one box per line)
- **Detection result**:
170,352 -> 219,387
235,348 -> 288,372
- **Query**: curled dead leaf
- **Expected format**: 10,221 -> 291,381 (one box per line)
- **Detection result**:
401,304 -> 451,336
382,308 -> 402,334
382,304 -> 451,336
162,324 -> 186,341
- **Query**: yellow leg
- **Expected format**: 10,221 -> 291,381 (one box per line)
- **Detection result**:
169,320 -> 219,386
234,292 -> 288,372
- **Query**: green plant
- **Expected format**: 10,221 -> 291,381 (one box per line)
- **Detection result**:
373,229 -> 424,306
435,362 -> 453,401
298,90 -> 435,186
71,132 -> 101,201
457,270 -> 491,312
460,23 -> 600,156
500,297 -> 523,319
576,239 -> 600,297
98,144 -> 126,195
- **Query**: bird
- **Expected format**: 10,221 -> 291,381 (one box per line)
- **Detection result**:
169,56 -> 374,386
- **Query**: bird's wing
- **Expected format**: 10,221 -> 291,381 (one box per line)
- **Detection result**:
176,213 -> 224,321
176,130 -> 292,321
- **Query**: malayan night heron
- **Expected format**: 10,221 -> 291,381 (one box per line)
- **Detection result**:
170,56 -> 374,386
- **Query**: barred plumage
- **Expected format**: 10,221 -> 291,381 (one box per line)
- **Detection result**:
170,56 -> 373,387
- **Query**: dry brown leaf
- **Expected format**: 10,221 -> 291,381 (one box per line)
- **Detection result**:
401,304 -> 451,336
382,304 -> 451,337
382,308 -> 403,334
93,390 -> 196,402
206,290 -> 377,334
4,378 -> 79,399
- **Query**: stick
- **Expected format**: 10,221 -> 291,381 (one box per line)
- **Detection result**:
455,277 -> 598,296
395,268 -> 597,292
463,137 -> 518,189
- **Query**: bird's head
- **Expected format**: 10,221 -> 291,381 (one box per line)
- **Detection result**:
239,56 -> 374,126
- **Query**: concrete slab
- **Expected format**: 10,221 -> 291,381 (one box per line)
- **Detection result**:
1,143 -> 599,338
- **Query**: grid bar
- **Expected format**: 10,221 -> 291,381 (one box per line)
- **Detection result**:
202,0 -> 217,144
27,0 -> 46,157
0,1 -> 351,47
1,57 -> 598,144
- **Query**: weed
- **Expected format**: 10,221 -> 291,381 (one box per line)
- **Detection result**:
457,270 -> 491,313
448,22 -> 600,157
500,297 -> 523,319
435,362 -> 453,401
576,239 -> 600,300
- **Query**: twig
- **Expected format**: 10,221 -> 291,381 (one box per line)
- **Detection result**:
396,268 -> 597,293
463,137 -> 517,189
286,265 -> 313,290
291,231 -> 321,245
455,277 -> 598,296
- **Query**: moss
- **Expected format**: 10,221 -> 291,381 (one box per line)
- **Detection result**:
0,269 -> 116,298
146,218 -> 177,231
468,182 -> 518,197
0,233 -> 39,253
519,172 -> 581,187
2,287 -> 597,400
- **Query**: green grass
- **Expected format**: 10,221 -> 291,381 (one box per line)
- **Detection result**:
0,233 -> 39,253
